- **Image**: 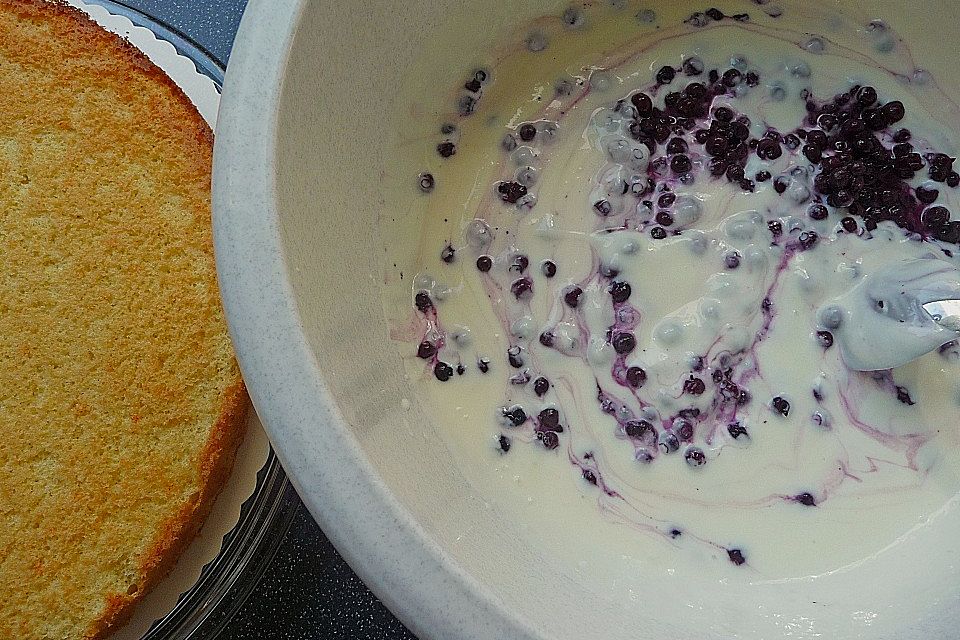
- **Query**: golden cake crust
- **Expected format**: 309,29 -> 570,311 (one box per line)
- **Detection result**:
0,1 -> 248,638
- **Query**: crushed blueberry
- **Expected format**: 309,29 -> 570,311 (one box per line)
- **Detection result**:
414,291 -> 433,313
497,181 -> 528,204
771,396 -> 791,416
434,361 -> 454,381
896,386 -> 916,405
437,141 -> 456,158
502,405 -> 527,426
727,422 -> 749,439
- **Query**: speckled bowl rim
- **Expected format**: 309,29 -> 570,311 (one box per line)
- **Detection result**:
211,1 -> 543,639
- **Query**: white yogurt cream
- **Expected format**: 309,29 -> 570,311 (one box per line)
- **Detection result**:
384,0 -> 960,583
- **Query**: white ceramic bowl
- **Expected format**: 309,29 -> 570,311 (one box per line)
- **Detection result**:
213,1 -> 960,638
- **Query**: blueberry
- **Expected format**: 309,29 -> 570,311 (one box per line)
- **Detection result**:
497,181 -> 528,204
510,254 -> 529,272
499,435 -> 511,452
511,277 -> 534,299
683,376 -> 706,395
612,332 -> 637,355
631,92 -> 653,115
713,106 -> 734,122
808,204 -> 828,220
418,172 -> 435,193
507,346 -> 524,368
682,57 -> 704,76
625,366 -> 647,388
656,211 -> 675,227
840,217 -> 858,233
437,141 -> 457,157
456,364 -> 465,375
727,422 -> 749,439
724,252 -> 741,269
519,123 -> 537,141
705,7 -> 724,20
656,65 -> 676,85
564,286 -> 583,308
727,548 -> 746,566
538,407 -> 561,430
756,138 -> 782,160
476,255 -> 493,272
415,291 -> 433,312
417,341 -> 437,359
594,199 -> 613,216
533,377 -> 550,397
755,170 -> 772,182
658,192 -> 676,208
434,361 -> 454,381
658,431 -> 680,453
916,184 -> 940,204
625,420 -> 657,445
684,446 -> 707,467
501,405 -> 527,426
923,206 -> 951,228
882,100 -> 905,124
666,137 -> 689,155
650,226 -> 667,239
671,154 -> 692,174
771,396 -> 791,416
477,358 -> 490,373
540,431 -> 560,449
816,330 -> 834,348
440,244 -> 456,263
609,281 -> 632,304
794,492 -> 817,506
798,230 -> 818,250
856,85 -> 877,106
767,220 -> 783,236
674,418 -> 694,440
541,260 -> 557,278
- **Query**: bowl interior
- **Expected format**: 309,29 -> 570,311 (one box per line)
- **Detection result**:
217,0 -> 960,638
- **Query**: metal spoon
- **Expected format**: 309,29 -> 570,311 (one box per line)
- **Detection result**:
828,258 -> 960,371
